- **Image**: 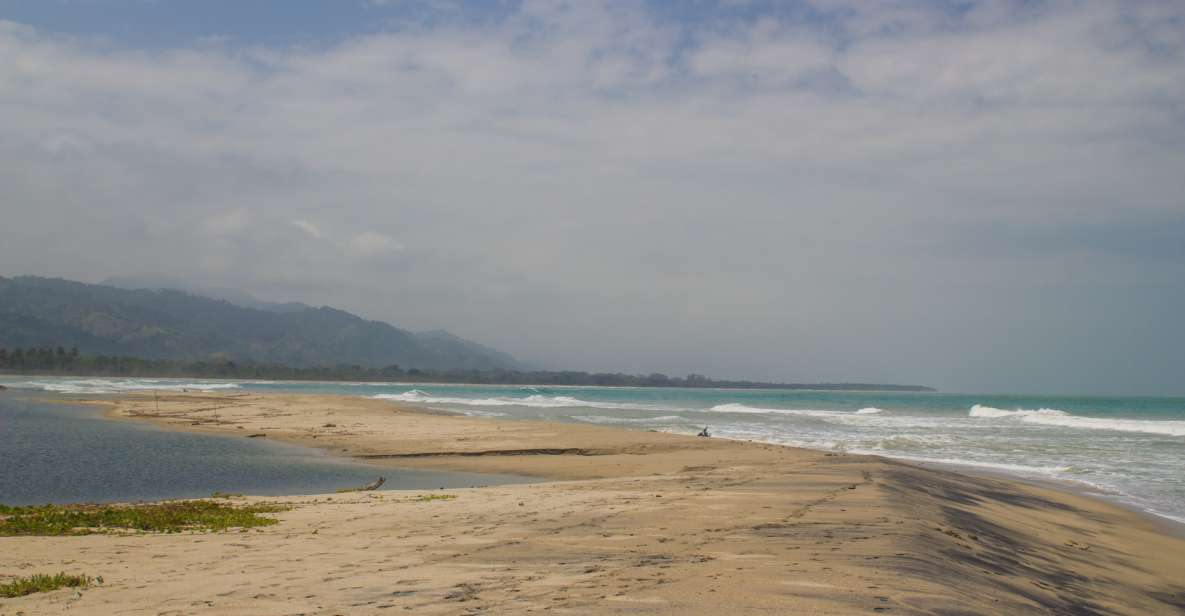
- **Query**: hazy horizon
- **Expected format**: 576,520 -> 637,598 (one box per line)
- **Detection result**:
2,1 -> 1183,396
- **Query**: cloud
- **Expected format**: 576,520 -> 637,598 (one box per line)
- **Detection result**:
348,231 -> 403,258
689,20 -> 834,83
290,219 -> 324,239
0,1 -> 1184,393
39,133 -> 95,155
203,209 -> 252,236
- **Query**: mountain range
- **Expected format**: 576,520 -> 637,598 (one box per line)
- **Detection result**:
0,275 -> 523,371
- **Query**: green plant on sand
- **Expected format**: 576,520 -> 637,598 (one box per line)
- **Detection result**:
414,493 -> 458,502
0,572 -> 94,598
0,501 -> 289,536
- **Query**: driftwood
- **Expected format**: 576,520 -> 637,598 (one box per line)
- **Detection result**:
337,477 -> 386,493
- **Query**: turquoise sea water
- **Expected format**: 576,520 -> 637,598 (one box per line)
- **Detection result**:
3,377 -> 1183,524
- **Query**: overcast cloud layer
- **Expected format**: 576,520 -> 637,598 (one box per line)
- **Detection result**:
2,0 -> 1183,394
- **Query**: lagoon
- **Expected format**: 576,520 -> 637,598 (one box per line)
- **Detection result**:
0,393 -> 527,506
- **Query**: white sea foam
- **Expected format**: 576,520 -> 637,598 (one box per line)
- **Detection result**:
457,409 -> 509,418
1146,509 -> 1185,525
17,379 -> 241,394
850,451 -> 1074,476
970,405 -> 1185,436
572,415 -> 688,424
707,403 -> 840,416
372,391 -> 682,412
969,404 -> 1065,419
707,403 -> 890,420
864,434 -> 960,451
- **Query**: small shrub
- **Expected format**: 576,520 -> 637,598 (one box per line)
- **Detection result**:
0,501 -> 289,536
414,494 -> 457,502
0,572 -> 93,598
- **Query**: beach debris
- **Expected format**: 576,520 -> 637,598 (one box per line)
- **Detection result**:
444,583 -> 480,601
336,477 -> 386,493
697,426 -> 711,438
245,433 -> 267,438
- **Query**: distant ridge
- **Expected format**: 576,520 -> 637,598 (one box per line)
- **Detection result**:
101,275 -> 313,314
0,275 -> 936,392
0,275 -> 524,371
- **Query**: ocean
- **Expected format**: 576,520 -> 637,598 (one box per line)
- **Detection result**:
2,376 -> 1183,525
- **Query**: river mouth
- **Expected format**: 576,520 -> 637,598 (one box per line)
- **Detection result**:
0,393 -> 532,506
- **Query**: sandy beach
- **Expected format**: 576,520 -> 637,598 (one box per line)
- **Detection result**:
2,391 -> 1184,615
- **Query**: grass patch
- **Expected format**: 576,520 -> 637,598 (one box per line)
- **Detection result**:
0,501 -> 289,536
0,572 -> 93,598
414,494 -> 458,502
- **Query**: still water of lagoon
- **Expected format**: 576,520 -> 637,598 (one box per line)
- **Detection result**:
0,394 -> 528,505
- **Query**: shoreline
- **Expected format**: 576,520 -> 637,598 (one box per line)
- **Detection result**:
79,386 -> 1185,534
3,391 -> 1185,614
910,458 -> 1185,539
18,386 -> 1185,545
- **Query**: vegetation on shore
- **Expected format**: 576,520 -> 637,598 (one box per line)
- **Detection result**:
0,500 -> 288,536
414,494 -> 458,502
0,347 -> 935,391
0,573 -> 94,598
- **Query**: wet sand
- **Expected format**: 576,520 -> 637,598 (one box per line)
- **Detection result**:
2,391 -> 1184,614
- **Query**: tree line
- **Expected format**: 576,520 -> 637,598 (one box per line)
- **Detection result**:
0,347 -> 934,391
0,346 -> 81,370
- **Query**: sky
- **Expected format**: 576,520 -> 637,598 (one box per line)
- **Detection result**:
1,0 -> 1183,395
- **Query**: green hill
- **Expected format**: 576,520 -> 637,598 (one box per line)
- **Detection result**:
0,276 -> 522,370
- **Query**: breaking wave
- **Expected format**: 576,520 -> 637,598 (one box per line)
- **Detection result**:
373,390 -> 682,412
571,415 -> 688,424
15,379 -> 241,394
707,403 -> 886,418
970,405 -> 1185,437
707,403 -> 840,416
